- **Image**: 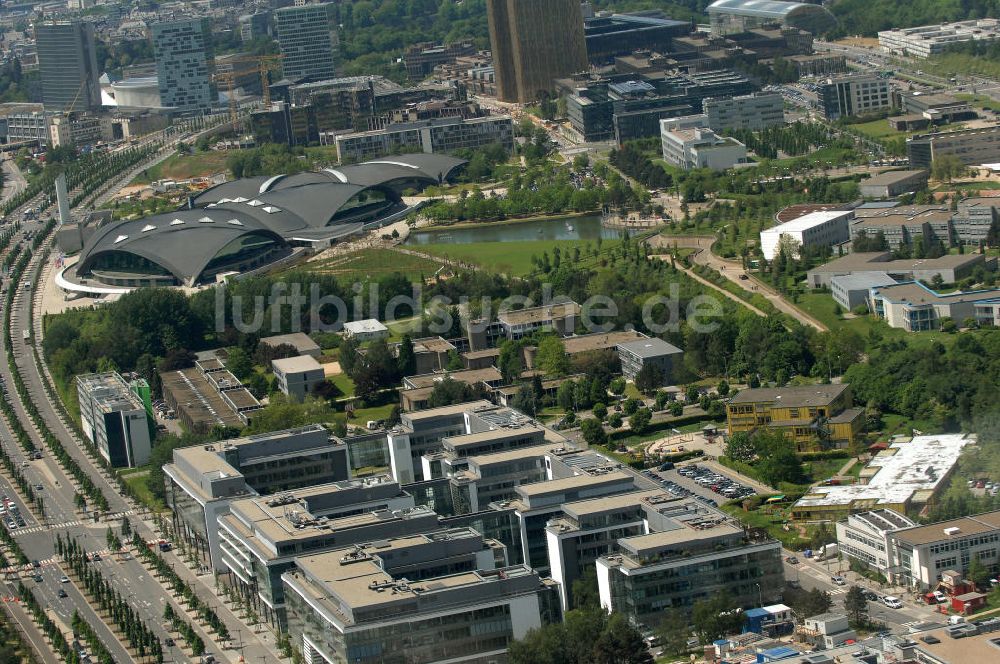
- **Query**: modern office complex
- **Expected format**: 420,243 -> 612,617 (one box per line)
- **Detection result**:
878,19 -> 1000,58
334,115 -> 514,162
76,372 -> 152,468
889,510 -> 1000,590
660,124 -> 748,170
807,252 -> 993,289
34,21 -> 101,111
565,70 -> 755,144
870,281 -> 1000,331
726,384 -> 865,451
792,434 -> 975,520
162,424 -> 353,567
759,209 -> 853,260
836,508 -> 1000,591
487,0 -> 588,103
849,205 -> 954,250
707,0 -> 837,36
151,19 -> 215,113
283,534 -> 561,664
836,510 -> 917,577
275,4 -> 338,81
583,12 -> 690,64
817,74 -> 892,121
703,92 -> 785,132
596,499 -> 784,626
907,126 -> 1000,168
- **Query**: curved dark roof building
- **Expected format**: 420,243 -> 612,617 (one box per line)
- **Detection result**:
707,0 -> 837,35
70,154 -> 466,289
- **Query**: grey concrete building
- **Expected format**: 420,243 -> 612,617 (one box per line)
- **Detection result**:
830,272 -> 897,310
703,92 -> 785,132
35,21 -> 101,111
806,252 -> 993,288
334,115 -> 514,163
76,372 -> 151,468
953,197 -> 1000,245
152,18 -> 215,113
817,74 -> 892,121
617,337 -> 684,384
908,126 -> 1000,169
162,424 -> 352,568
272,355 -> 325,401
275,4 -> 337,81
217,477 -> 430,628
858,170 -> 929,199
283,533 -> 559,664
596,500 -> 784,627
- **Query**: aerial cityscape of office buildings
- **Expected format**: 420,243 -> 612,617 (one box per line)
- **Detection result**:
4,1 -> 1000,663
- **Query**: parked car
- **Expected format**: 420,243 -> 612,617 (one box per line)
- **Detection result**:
933,590 -> 947,604
883,596 -> 903,609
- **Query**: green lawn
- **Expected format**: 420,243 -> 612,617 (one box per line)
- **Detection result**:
934,181 -> 1000,192
122,470 -> 165,512
305,248 -> 447,283
349,401 -> 397,425
331,373 -> 355,398
416,239 -> 609,276
719,502 -> 810,549
851,119 -> 904,140
130,151 -> 232,184
956,93 -> 1000,113
802,458 -> 848,484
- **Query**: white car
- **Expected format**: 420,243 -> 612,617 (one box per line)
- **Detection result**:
933,590 -> 948,604
883,596 -> 903,609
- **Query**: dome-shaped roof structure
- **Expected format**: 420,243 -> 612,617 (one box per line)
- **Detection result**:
76,210 -> 290,287
707,0 -> 837,35
71,154 -> 469,290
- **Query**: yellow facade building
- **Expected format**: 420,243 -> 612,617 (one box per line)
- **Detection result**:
726,384 -> 865,451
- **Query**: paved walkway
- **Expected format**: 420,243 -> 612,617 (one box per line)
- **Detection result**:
650,235 -> 828,331
649,253 -> 768,317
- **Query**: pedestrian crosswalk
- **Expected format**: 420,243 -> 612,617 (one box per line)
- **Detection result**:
8,510 -> 134,536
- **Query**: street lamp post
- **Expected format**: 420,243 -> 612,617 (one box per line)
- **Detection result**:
754,582 -> 763,608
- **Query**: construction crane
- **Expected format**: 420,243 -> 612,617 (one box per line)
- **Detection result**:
213,54 -> 284,128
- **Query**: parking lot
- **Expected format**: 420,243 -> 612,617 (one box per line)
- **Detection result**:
642,463 -> 758,505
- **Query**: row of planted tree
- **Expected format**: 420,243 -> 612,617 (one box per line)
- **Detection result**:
1,144 -> 161,217
57,534 -> 165,662
130,530 -> 230,643
16,581 -> 102,664
2,222 -> 111,513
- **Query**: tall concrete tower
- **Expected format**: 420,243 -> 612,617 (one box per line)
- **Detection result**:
55,172 -> 71,224
487,0 -> 588,103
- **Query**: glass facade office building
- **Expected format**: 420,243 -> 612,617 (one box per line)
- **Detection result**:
152,18 -> 216,113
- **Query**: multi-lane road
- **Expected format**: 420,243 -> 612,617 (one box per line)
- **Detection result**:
0,127 -> 282,663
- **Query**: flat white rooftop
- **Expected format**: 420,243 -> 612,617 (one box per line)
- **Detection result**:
343,319 -> 388,334
794,434 -> 974,509
763,209 -> 851,235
